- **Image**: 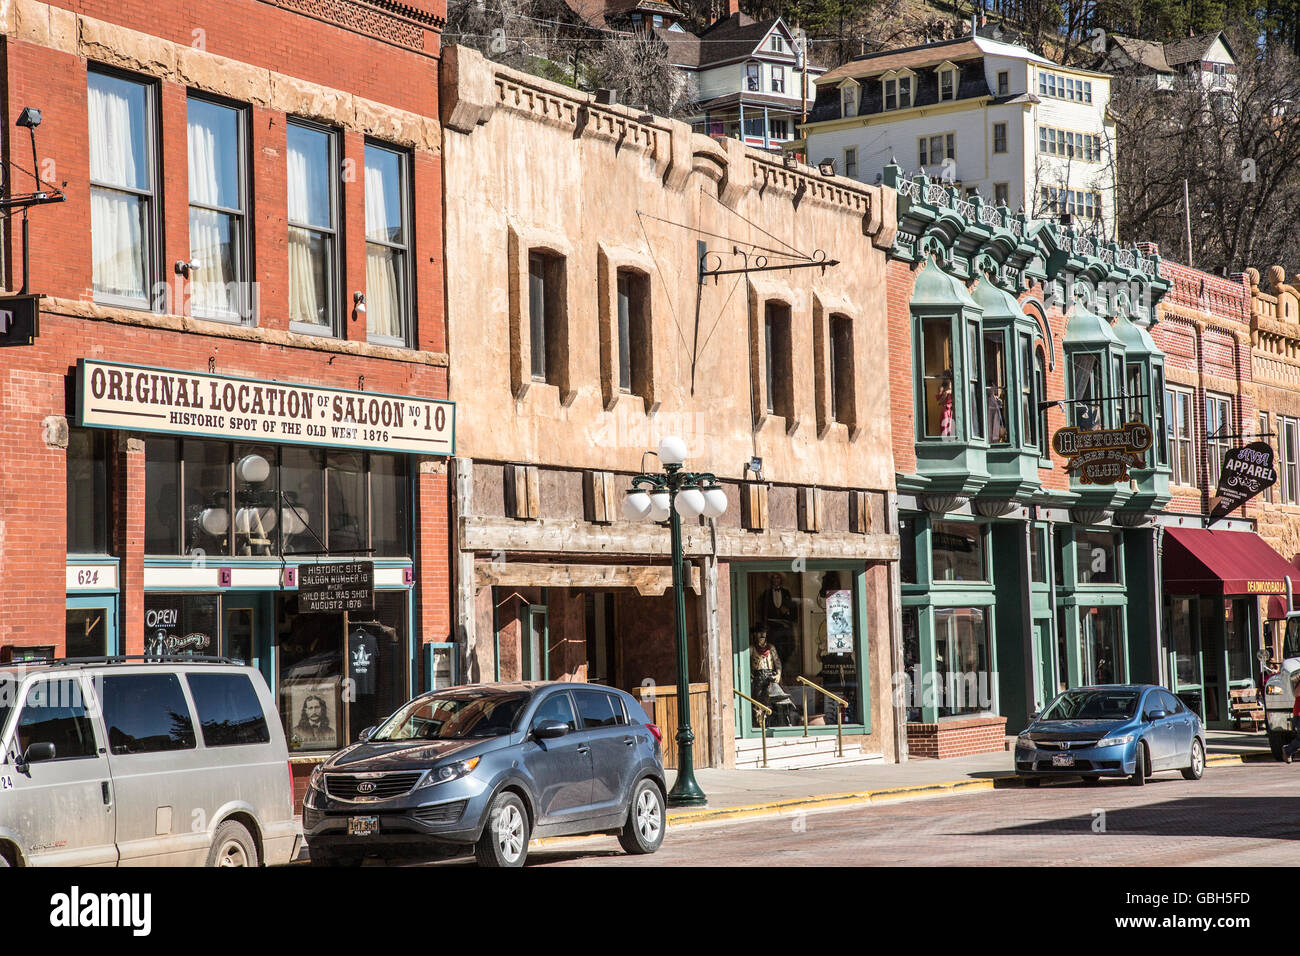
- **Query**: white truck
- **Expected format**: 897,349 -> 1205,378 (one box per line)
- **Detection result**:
1262,612 -> 1300,760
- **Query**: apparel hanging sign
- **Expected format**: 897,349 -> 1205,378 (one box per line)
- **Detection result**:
1051,420 -> 1152,485
1209,441 -> 1277,524
75,359 -> 454,456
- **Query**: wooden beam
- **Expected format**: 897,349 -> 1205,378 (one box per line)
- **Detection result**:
473,560 -> 701,595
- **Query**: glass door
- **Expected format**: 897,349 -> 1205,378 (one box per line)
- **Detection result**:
1167,596 -> 1204,721
223,592 -> 272,687
65,596 -> 118,658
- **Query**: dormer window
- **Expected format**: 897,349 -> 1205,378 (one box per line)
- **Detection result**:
939,68 -> 955,101
882,72 -> 914,111
841,83 -> 858,117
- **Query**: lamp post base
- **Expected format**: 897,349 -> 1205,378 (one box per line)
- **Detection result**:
666,779 -> 708,808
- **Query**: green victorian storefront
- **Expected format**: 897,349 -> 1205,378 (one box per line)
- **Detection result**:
884,165 -> 1173,757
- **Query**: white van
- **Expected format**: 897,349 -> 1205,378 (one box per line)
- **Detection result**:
0,656 -> 298,866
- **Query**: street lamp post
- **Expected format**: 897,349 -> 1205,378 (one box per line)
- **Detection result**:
623,436 -> 727,807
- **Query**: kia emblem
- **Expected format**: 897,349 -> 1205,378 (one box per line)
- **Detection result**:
357,781 -> 376,794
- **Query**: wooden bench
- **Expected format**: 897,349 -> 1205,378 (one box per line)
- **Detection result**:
1229,687 -> 1265,732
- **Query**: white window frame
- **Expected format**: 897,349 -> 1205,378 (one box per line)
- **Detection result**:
1205,392 -> 1232,490
938,67 -> 956,101
1167,384 -> 1196,487
771,64 -> 785,94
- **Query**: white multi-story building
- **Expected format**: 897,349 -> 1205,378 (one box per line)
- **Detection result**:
657,4 -> 825,151
1098,30 -> 1237,93
800,33 -> 1118,238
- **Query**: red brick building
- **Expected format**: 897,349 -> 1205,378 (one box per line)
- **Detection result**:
1,0 -> 450,779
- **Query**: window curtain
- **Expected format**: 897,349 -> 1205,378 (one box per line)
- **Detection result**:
287,140 -> 325,327
89,81 -> 146,301
187,111 -> 237,318
364,162 -> 402,340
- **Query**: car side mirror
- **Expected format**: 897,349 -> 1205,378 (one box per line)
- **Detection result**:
532,719 -> 570,740
357,726 -> 376,742
1028,711 -> 1039,721
1146,709 -> 1167,721
19,742 -> 55,769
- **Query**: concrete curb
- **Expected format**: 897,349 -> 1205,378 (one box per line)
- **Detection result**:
1207,751 -> 1274,765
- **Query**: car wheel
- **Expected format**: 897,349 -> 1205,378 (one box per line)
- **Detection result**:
1129,742 -> 1148,787
1021,776 -> 1041,788
475,792 -> 530,868
1270,732 -> 1287,762
1181,738 -> 1205,781
207,820 -> 258,868
618,780 -> 665,855
1080,775 -> 1101,786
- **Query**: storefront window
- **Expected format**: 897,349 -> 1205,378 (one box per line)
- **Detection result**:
1168,597 -> 1198,688
146,440 -> 409,557
145,439 -> 181,555
1079,606 -> 1123,684
184,440 -> 232,557
327,453 -> 368,555
934,607 -> 992,716
984,330 -> 1008,444
1029,526 -> 1046,583
902,607 -> 920,722
899,515 -> 917,585
1226,599 -> 1254,682
281,446 -> 325,554
921,317 -> 955,438
370,454 -> 410,557
277,590 -> 409,751
233,445 -> 279,557
1075,530 -> 1119,585
144,593 -> 219,656
746,570 -> 862,725
931,521 -> 986,582
67,428 -> 109,554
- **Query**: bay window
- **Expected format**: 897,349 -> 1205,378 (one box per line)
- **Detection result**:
921,317 -> 955,438
1069,352 -> 1102,429
1019,333 -> 1036,451
983,330 -> 1009,444
967,322 -> 984,441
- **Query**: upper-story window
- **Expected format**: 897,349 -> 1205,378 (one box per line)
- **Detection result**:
993,122 -> 1007,154
883,74 -> 912,111
1038,70 -> 1092,103
938,67 -> 956,101
984,330 -> 1009,444
746,62 -> 761,92
918,133 -> 954,170
921,317 -> 955,438
1166,384 -> 1195,486
1034,346 -> 1048,457
1069,353 -> 1103,429
764,301 -> 794,420
843,147 -> 858,179
1279,416 -> 1299,504
771,65 -> 786,94
771,34 -> 784,52
997,71 -> 1009,95
364,142 -> 412,346
1205,392 -> 1233,489
616,269 -> 649,397
1261,412 -> 1274,503
1018,333 -> 1036,451
187,97 -> 249,323
287,120 -> 340,335
841,84 -> 858,117
529,250 -> 567,385
89,69 -> 158,309
829,314 -> 855,428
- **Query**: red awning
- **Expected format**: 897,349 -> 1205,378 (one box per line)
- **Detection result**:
1163,527 -> 1299,600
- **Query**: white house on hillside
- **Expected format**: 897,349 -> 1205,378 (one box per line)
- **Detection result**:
800,33 -> 1118,238
1097,30 -> 1237,94
656,4 -> 825,151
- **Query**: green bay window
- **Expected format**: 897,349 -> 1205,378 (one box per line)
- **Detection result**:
921,316 -> 956,438
983,329 -> 1009,444
966,321 -> 985,441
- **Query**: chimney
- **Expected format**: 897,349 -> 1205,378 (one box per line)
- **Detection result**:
1135,241 -> 1159,256
729,0 -> 739,16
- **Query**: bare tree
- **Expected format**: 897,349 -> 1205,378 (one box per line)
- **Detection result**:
1110,29 -> 1300,273
586,29 -> 700,117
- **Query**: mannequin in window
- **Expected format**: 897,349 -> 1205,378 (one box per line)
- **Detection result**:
938,371 -> 955,437
757,573 -> 797,673
750,624 -> 795,726
987,386 -> 1007,443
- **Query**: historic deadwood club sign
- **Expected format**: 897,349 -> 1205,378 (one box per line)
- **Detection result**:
75,360 -> 454,456
1210,441 -> 1277,524
1052,421 -> 1152,485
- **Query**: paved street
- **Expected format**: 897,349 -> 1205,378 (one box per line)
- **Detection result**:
515,762 -> 1300,866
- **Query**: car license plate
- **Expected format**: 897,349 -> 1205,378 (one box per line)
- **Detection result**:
1051,753 -> 1074,768
348,816 -> 379,836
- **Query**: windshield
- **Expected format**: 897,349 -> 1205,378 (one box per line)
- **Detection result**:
0,677 -> 16,742
371,690 -> 530,741
1040,689 -> 1138,721
1285,618 -> 1300,661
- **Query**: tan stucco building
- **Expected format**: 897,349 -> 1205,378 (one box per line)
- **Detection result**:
440,45 -> 904,767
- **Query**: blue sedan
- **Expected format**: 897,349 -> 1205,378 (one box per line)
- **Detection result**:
1014,685 -> 1206,786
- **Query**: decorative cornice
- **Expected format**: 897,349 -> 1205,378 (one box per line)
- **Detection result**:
261,0 -> 443,49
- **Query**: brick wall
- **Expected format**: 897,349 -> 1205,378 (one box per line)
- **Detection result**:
0,0 -> 451,655
906,714 -> 1008,758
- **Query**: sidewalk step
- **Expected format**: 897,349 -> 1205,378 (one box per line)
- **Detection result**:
735,750 -> 884,770
736,735 -> 843,754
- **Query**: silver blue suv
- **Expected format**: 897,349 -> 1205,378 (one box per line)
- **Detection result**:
303,682 -> 667,867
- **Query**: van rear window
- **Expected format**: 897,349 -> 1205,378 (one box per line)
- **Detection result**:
186,673 -> 271,747
102,673 -> 197,755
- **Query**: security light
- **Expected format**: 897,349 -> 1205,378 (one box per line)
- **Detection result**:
15,107 -> 41,129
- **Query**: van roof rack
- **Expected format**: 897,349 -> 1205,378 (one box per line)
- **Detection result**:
23,655 -> 243,667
